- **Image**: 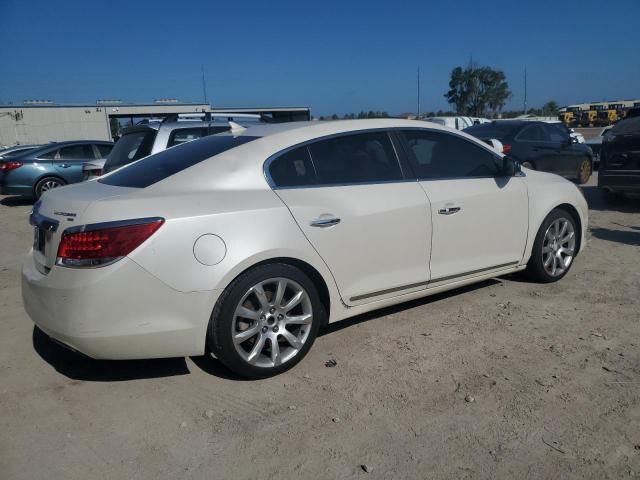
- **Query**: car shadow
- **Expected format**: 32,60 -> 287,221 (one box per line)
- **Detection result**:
320,279 -> 501,337
590,227 -> 640,247
32,326 -> 190,382
1,195 -> 35,207
580,186 -> 640,213
189,355 -> 255,381
33,279 -> 505,382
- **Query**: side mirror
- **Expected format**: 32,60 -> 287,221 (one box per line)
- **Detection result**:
502,155 -> 520,177
570,136 -> 579,144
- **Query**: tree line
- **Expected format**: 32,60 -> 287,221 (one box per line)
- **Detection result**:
316,64 -> 561,119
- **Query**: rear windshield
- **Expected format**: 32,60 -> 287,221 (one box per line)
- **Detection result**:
463,123 -> 520,140
104,129 -> 157,173
99,135 -> 258,188
1,147 -> 37,158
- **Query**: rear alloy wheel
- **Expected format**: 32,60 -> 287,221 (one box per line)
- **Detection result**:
526,209 -> 577,283
208,263 -> 324,379
576,159 -> 591,184
35,176 -> 65,198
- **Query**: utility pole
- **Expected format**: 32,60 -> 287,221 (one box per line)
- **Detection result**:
201,65 -> 208,105
523,67 -> 527,114
417,66 -> 421,118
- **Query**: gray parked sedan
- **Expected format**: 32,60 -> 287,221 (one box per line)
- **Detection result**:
0,140 -> 113,198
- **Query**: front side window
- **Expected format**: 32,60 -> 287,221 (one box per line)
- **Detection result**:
400,129 -> 501,178
308,131 -> 403,185
518,124 -> 550,142
544,124 -> 569,143
268,146 -> 316,187
96,144 -> 113,158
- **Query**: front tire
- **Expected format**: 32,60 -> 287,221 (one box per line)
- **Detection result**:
576,159 -> 591,184
526,209 -> 578,283
208,263 -> 324,379
34,176 -> 66,198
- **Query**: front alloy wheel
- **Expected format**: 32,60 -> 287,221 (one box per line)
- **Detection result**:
576,159 -> 591,184
526,209 -> 578,283
208,263 -> 323,379
541,217 -> 576,278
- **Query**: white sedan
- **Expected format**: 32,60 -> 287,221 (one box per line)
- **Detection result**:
22,119 -> 588,378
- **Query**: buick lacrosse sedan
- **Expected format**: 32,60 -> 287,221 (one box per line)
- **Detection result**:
23,119 -> 588,378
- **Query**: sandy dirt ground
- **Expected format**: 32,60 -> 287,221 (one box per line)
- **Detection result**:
1,174 -> 639,480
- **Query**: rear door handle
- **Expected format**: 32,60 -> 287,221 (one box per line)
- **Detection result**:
310,217 -> 341,227
59,163 -> 71,168
438,206 -> 461,215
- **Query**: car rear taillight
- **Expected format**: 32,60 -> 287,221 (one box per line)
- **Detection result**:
56,218 -> 164,267
502,144 -> 512,154
0,161 -> 23,172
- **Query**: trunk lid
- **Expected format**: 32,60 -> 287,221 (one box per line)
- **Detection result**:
30,181 -> 138,274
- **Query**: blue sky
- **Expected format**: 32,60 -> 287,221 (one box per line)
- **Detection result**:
1,0 -> 638,115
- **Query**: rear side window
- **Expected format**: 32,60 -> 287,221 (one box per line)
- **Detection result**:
58,144 -> 95,159
37,149 -> 58,159
543,124 -> 569,143
167,128 -> 208,148
96,144 -> 113,158
518,124 -> 550,142
268,146 -> 316,187
99,135 -> 258,188
400,129 -> 501,178
104,130 -> 157,173
308,131 -> 402,185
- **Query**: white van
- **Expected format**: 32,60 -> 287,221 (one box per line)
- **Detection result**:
423,116 -> 474,130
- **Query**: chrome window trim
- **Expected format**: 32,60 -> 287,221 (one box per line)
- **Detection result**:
263,128 -> 407,189
349,261 -> 519,302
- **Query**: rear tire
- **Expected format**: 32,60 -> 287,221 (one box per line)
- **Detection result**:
34,176 -> 66,198
207,263 -> 324,379
601,188 -> 624,203
525,209 -> 578,283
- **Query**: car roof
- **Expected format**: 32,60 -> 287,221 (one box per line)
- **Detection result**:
213,118 -> 484,139
138,118 -> 502,195
12,140 -> 113,158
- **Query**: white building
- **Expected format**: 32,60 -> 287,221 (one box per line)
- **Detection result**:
0,101 -> 310,147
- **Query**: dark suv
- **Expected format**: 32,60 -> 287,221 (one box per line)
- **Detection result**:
598,115 -> 640,198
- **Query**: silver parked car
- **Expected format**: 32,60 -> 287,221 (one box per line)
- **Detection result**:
82,114 -> 265,180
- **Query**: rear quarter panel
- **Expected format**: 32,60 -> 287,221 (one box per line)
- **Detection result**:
80,188 -> 343,318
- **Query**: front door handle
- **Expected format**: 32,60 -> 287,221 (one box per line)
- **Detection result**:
438,206 -> 461,215
59,163 -> 71,168
310,217 -> 341,227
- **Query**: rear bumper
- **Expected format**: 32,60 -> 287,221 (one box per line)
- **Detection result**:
0,170 -> 34,196
598,171 -> 640,193
22,253 -> 219,360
